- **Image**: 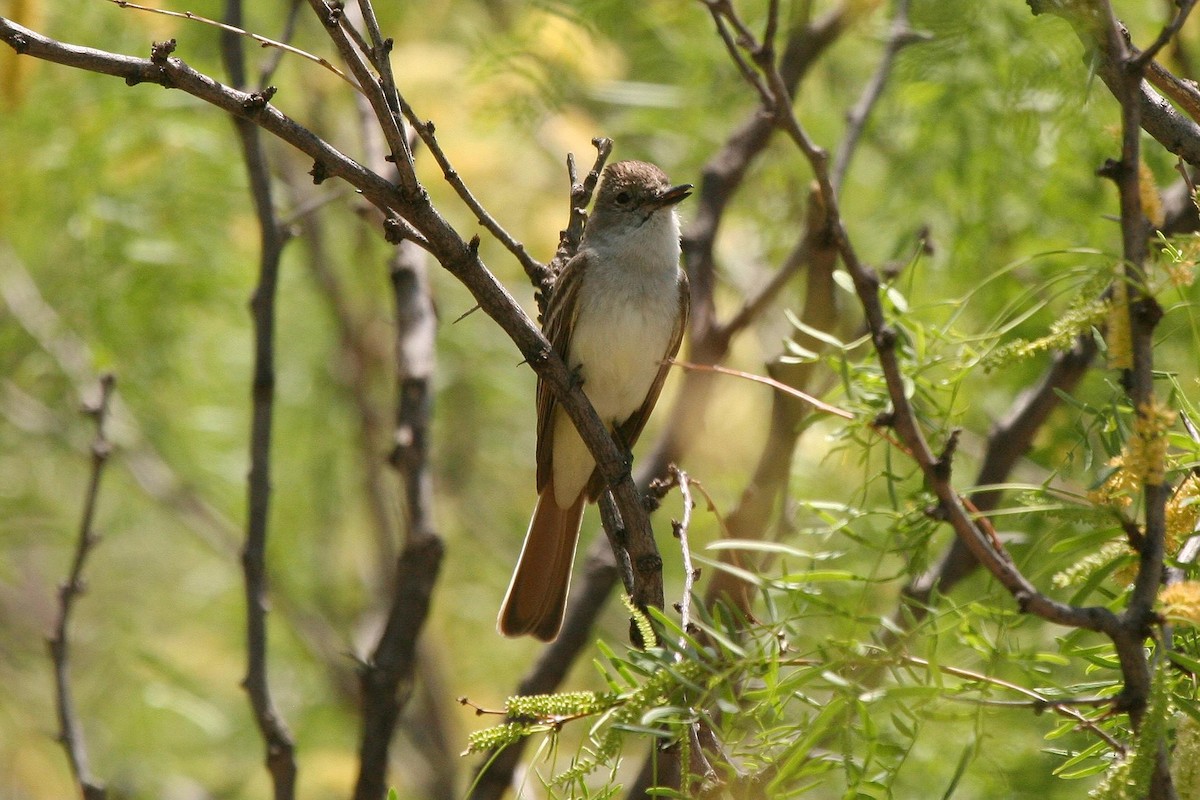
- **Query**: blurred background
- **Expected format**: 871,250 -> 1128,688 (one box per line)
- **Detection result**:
2,0 -> 1198,797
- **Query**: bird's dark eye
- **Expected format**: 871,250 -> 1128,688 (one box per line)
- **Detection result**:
615,191 -> 632,205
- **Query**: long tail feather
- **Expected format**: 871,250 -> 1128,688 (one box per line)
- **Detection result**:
498,478 -> 585,641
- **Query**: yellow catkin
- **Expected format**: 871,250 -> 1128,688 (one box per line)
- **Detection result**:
1107,280 -> 1133,370
1165,475 -> 1200,554
1139,162 -> 1166,229
1131,398 -> 1175,486
1158,581 -> 1200,626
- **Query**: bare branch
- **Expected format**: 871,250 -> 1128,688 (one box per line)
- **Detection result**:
831,0 -> 927,194
1130,0 -> 1197,71
669,466 -> 697,639
109,0 -> 359,89
48,374 -> 116,800
541,138 -> 615,312
220,5 -> 297,793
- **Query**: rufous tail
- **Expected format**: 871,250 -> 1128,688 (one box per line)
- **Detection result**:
498,478 -> 585,641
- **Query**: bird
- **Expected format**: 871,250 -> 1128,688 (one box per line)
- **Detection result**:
498,159 -> 692,641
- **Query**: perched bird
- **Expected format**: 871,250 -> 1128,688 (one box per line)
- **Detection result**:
498,160 -> 692,641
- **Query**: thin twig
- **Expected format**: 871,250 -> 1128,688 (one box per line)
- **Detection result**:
350,0 -> 415,169
396,100 -> 545,282
542,138 -> 614,308
670,360 -> 854,420
108,0 -> 360,90
258,0 -> 304,87
1130,0 -> 1198,70
670,466 -> 697,641
831,0 -> 925,194
48,374 -> 115,800
221,4 -> 297,794
894,656 -> 1127,755
304,0 -> 418,192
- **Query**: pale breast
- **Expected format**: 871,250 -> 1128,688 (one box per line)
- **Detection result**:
569,266 -> 680,426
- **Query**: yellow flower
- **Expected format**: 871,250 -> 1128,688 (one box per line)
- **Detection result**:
1158,581 -> 1200,626
1166,475 -> 1200,555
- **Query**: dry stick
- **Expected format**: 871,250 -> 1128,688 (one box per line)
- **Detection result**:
353,239 -> 446,800
48,374 -> 115,800
671,466 -> 698,639
108,0 -> 359,89
219,6 -> 297,796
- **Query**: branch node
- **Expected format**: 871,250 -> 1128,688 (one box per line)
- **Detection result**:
872,410 -> 896,429
1015,590 -> 1033,612
150,38 -> 176,63
1133,295 -> 1164,327
924,502 -> 949,521
873,325 -> 897,351
933,427 -> 962,481
635,553 -> 664,574
309,160 -> 328,185
241,86 -> 276,111
383,217 -> 404,244
1096,157 -> 1126,183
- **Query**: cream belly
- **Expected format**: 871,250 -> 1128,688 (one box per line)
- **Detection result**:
550,269 -> 681,507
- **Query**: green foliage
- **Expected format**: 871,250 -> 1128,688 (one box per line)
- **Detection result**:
1089,666 -> 1173,800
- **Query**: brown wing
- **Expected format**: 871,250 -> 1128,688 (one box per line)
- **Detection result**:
585,271 -> 690,500
535,251 -> 591,492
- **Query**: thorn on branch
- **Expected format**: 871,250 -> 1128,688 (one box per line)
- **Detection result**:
1097,157 -> 1127,183
873,325 -> 897,351
241,86 -> 277,111
150,38 -> 176,63
933,428 -> 962,481
309,160 -> 328,185
383,218 -> 403,244
1015,590 -> 1033,613
1133,295 -> 1164,328
872,410 -> 896,429
467,235 -> 480,256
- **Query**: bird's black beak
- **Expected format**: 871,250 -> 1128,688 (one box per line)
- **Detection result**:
654,183 -> 693,208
